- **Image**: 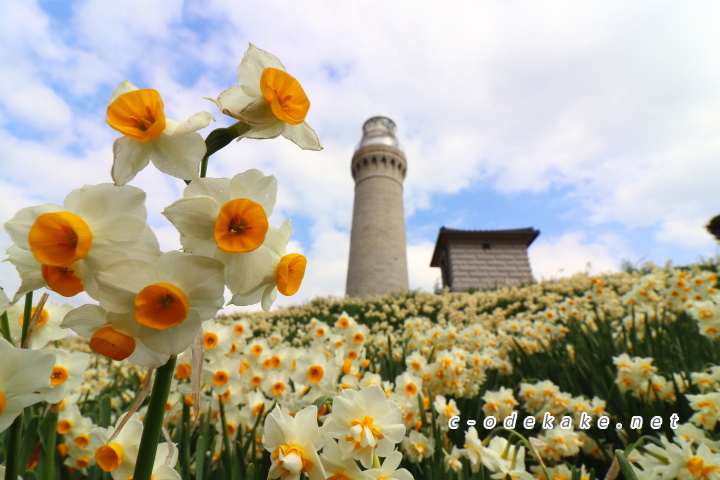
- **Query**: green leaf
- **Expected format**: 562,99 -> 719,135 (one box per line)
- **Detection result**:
615,450 -> 639,480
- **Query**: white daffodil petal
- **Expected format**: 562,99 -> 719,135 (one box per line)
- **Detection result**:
239,119 -> 285,140
260,286 -> 277,312
96,260 -> 158,313
111,136 -> 153,186
283,122 -> 323,151
4,204 -> 61,250
60,304 -> 108,337
3,348 -> 55,393
90,215 -> 148,243
209,86 -> 257,121
160,253 -> 224,317
64,183 -> 147,223
184,177 -> 232,201
164,111 -> 215,136
180,236 -> 217,258
127,343 -> 170,369
108,80 -> 139,104
224,248 -> 275,296
162,196 -> 219,239
6,245 -> 45,304
139,313 -> 201,355
237,97 -> 278,125
150,132 -> 205,181
229,286 -> 264,307
237,43 -> 285,95
229,170 -> 278,217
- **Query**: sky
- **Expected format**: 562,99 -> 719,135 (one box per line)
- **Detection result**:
2,0 -> 720,313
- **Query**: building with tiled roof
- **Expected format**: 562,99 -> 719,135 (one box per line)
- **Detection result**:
430,227 -> 540,292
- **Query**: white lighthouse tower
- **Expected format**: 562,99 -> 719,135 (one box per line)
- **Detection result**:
346,116 -> 409,297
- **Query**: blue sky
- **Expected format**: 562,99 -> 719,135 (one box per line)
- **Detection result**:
2,0 -> 720,312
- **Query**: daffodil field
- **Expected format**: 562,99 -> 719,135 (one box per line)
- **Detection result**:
3,42 -> 720,480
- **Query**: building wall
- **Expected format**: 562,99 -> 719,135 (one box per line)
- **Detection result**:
447,239 -> 533,291
346,144 -> 409,297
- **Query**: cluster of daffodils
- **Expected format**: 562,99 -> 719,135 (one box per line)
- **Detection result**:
3,44 -> 315,368
0,42 -> 354,480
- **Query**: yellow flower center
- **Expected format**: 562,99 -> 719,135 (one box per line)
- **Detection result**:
75,456 -> 90,469
272,382 -> 285,396
353,332 -> 364,344
18,307 -> 49,328
688,456 -> 719,478
307,365 -> 324,384
29,212 -> 92,267
175,363 -> 192,380
134,282 -> 189,329
41,264 -> 84,296
96,442 -> 124,472
214,199 -> 269,253
260,68 -> 310,125
204,332 -> 219,349
57,420 -> 73,435
272,445 -> 314,474
89,326 -> 136,361
212,370 -> 229,387
405,383 -> 418,396
251,344 -> 263,355
51,366 -> 69,386
348,416 -> 384,442
227,422 -> 237,436
277,253 -> 306,296
106,89 -> 166,142
74,434 -> 90,448
328,474 -> 352,480
0,391 -> 6,415
233,324 -> 245,335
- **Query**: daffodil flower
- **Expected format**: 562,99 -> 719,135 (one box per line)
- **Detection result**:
107,80 -> 215,186
93,250 -> 225,356
208,43 -> 322,151
3,183 -> 160,300
162,169 -> 278,300
323,385 -> 406,468
264,404 -> 326,480
0,337 -> 56,433
228,220 -> 307,311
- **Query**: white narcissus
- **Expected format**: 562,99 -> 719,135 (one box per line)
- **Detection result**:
92,250 -> 225,357
0,337 -> 56,433
263,405 -> 326,480
61,304 -> 169,368
365,450 -> 415,480
3,183 -> 159,301
42,348 -> 91,404
323,385 -> 406,469
89,413 -> 143,478
107,80 -> 215,186
163,170 -> 282,302
6,299 -> 72,349
228,220 -> 307,311
208,43 -> 322,151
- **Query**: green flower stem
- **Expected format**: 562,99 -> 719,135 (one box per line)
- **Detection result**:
200,121 -> 252,178
21,291 -> 33,346
43,405 -> 59,480
132,355 -> 177,480
0,311 -> 11,342
4,411 -> 23,480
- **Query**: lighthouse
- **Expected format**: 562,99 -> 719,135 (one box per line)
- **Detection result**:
346,116 -> 409,297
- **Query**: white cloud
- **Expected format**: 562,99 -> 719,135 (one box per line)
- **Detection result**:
3,0 -> 720,312
529,232 -> 628,281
